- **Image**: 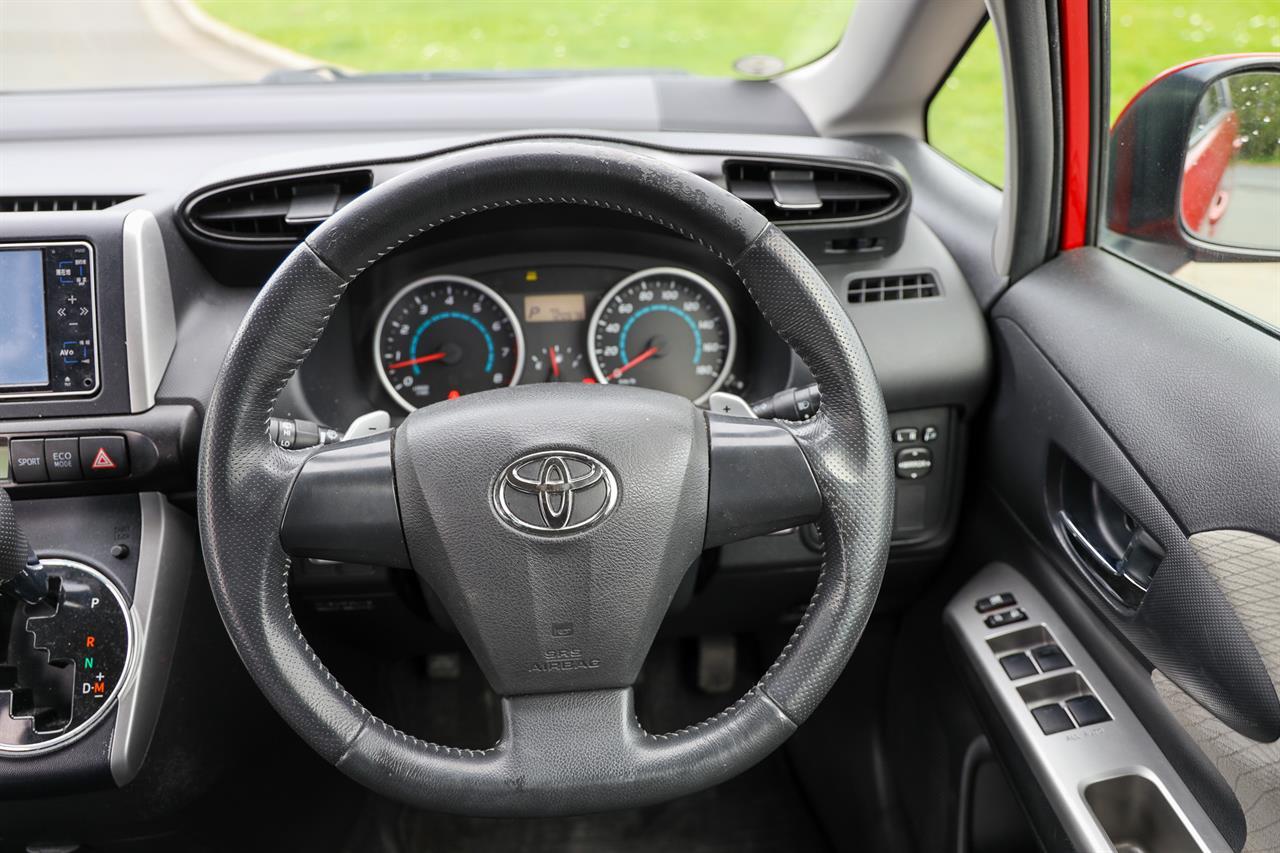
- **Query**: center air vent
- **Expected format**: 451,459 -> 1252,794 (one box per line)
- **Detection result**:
0,195 -> 137,213
847,272 -> 940,303
724,161 -> 901,223
185,170 -> 372,243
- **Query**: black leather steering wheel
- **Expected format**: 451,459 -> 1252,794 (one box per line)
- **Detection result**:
196,140 -> 893,816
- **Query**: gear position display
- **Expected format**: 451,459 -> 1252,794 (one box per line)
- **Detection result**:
0,490 -> 133,753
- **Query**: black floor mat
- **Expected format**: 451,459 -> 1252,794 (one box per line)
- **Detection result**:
341,640 -> 832,853
344,749 -> 829,853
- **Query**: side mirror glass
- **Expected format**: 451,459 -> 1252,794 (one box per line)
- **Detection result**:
1106,57 -> 1280,264
1181,71 -> 1280,252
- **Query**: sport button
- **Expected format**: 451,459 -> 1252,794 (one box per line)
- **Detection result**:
79,436 -> 129,479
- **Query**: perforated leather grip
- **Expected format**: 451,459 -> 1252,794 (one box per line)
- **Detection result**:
196,139 -> 892,815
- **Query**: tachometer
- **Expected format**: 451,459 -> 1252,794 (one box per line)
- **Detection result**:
374,275 -> 524,412
588,267 -> 736,403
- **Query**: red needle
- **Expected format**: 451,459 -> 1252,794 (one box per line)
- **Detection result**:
550,345 -> 561,379
386,351 -> 447,370
607,345 -> 659,380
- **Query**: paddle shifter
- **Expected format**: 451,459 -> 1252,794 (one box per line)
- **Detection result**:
0,487 -> 133,752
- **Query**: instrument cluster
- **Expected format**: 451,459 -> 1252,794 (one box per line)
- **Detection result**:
372,264 -> 741,412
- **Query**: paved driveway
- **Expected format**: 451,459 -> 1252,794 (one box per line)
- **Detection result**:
0,0 -> 272,90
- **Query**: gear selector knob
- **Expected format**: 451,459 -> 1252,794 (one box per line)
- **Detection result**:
0,487 -> 49,605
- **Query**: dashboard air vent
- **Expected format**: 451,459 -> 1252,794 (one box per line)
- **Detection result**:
724,161 -> 900,223
186,170 -> 373,242
846,272 -> 940,304
0,195 -> 137,212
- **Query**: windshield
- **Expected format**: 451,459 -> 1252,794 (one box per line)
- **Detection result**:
0,0 -> 855,91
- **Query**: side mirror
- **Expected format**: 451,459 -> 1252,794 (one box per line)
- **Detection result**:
1106,55 -> 1280,264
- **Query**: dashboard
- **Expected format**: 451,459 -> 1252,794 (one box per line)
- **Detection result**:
289,211 -> 795,431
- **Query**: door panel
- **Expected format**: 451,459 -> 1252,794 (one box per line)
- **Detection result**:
975,245 -> 1280,850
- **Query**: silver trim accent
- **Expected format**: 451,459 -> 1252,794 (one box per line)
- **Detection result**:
122,210 -> 177,413
342,409 -> 391,441
110,493 -> 193,785
492,450 -> 619,535
373,274 -> 526,414
706,391 -> 757,418
944,563 -> 1224,853
586,266 -> 737,405
0,240 -> 100,401
0,558 -> 136,756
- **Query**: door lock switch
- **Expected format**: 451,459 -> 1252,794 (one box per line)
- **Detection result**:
984,608 -> 1027,629
976,592 -> 1016,613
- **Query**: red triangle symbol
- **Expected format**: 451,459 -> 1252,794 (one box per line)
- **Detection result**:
91,448 -> 116,470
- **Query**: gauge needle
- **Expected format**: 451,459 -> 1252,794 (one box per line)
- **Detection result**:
386,351 -> 447,370
607,345 -> 659,380
550,345 -> 561,379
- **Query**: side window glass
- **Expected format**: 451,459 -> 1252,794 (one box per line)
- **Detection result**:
1103,4 -> 1280,329
927,22 -> 1006,187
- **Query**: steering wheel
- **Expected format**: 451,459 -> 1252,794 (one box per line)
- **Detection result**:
196,140 -> 893,816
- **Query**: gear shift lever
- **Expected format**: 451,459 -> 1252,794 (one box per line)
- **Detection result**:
0,488 -> 49,605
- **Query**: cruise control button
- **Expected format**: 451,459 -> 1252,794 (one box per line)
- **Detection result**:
895,446 -> 933,480
79,436 -> 129,479
45,437 -> 83,481
9,439 -> 48,483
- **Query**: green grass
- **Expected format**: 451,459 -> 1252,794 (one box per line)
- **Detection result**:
196,0 -> 855,77
929,1 -> 1280,185
198,1 -> 1277,187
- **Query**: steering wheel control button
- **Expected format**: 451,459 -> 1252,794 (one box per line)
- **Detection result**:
493,450 -> 618,535
43,437 -> 82,481
895,446 -> 932,479
975,592 -> 1016,613
1031,644 -> 1072,673
78,436 -> 128,479
984,607 -> 1027,629
1031,703 -> 1076,735
1000,652 -> 1038,680
0,558 -> 133,753
8,439 -> 48,483
892,427 -> 919,443
1065,695 -> 1111,727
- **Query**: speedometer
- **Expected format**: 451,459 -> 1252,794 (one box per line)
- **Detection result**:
588,267 -> 736,403
374,275 -> 524,412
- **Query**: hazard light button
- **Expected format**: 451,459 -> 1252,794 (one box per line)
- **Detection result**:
78,436 -> 129,479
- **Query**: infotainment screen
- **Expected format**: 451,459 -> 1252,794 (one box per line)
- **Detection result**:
0,242 -> 97,400
0,250 -> 49,388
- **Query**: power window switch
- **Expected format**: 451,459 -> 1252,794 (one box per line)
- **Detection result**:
976,592 -> 1016,613
9,439 -> 47,483
984,608 -> 1027,629
1000,652 -> 1037,680
1032,644 -> 1071,672
1065,695 -> 1111,727
1032,703 -> 1075,735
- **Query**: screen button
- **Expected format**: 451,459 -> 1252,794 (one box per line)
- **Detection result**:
45,437 -> 82,481
10,439 -> 48,483
79,436 -> 128,479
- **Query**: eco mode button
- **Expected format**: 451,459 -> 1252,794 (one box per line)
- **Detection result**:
45,437 -> 82,481
79,436 -> 129,479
